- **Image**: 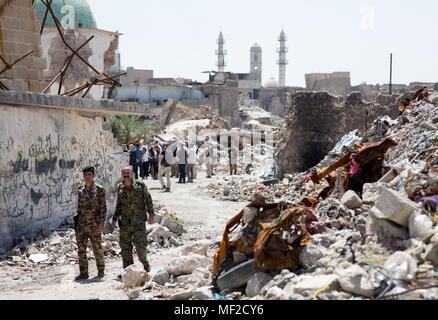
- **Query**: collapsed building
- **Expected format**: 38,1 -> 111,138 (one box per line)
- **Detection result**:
211,89 -> 438,300
276,91 -> 399,178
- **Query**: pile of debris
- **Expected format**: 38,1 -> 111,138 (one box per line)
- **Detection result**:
161,100 -> 230,139
239,105 -> 284,130
0,202 -> 186,267
120,240 -> 215,300
209,93 -> 438,300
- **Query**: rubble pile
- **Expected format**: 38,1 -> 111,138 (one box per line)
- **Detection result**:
0,202 -> 186,267
139,240 -> 215,300
161,100 -> 230,140
209,93 -> 438,300
239,105 -> 285,129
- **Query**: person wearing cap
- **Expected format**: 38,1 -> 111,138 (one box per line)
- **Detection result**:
74,166 -> 107,281
111,167 -> 155,273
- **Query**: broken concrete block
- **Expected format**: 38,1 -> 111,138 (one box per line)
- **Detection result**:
216,259 -> 262,292
337,265 -> 379,298
366,209 -> 409,249
245,272 -> 273,298
378,169 -> 398,184
151,270 -> 170,286
27,244 -> 39,255
424,232 -> 438,266
409,212 -> 433,239
180,240 -> 210,257
265,286 -> 287,300
288,274 -> 339,295
29,254 -> 48,263
374,188 -> 418,226
362,183 -> 386,204
122,264 -> 150,289
148,225 -> 171,244
384,252 -> 417,281
176,272 -> 205,285
166,254 -> 210,277
340,190 -> 363,209
160,217 -> 184,236
168,237 -> 180,246
192,286 -> 213,300
299,245 -> 327,267
169,290 -> 194,300
59,245 -> 71,256
49,235 -> 62,246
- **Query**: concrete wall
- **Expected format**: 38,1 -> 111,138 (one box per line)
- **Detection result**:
120,67 -> 154,86
0,104 -> 129,254
0,0 -> 47,92
114,84 -> 205,105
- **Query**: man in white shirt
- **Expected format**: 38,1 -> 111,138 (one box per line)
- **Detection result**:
187,143 -> 197,183
176,143 -> 188,184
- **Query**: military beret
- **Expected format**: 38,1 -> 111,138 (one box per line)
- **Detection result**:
82,166 -> 95,174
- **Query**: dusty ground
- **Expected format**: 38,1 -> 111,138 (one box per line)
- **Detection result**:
0,175 -> 245,300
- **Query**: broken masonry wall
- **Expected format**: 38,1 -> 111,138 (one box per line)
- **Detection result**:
40,28 -> 119,99
200,85 -> 241,128
0,102 -> 127,254
276,92 -> 393,178
0,0 -> 47,92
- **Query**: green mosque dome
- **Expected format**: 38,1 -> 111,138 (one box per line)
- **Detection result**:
33,0 -> 97,29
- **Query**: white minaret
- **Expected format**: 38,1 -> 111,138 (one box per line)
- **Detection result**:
216,32 -> 226,73
277,29 -> 288,87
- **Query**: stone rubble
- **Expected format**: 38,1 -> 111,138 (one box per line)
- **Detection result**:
0,202 -> 186,268
207,96 -> 438,301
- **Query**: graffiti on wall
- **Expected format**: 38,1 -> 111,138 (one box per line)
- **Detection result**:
0,117 -> 124,241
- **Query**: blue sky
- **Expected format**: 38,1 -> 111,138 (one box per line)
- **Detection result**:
88,0 -> 437,86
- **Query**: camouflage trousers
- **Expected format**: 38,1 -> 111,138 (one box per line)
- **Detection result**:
75,225 -> 105,275
120,223 -> 149,271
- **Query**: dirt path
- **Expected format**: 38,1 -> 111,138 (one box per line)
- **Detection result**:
0,176 -> 245,300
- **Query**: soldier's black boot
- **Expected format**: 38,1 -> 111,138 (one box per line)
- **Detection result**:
97,270 -> 105,278
75,273 -> 89,281
143,261 -> 151,272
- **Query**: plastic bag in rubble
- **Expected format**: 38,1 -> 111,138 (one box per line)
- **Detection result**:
384,252 -> 417,281
329,130 -> 361,156
409,212 -> 433,239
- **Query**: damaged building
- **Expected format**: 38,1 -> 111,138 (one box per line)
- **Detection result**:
276,91 -> 399,178
33,0 -> 120,99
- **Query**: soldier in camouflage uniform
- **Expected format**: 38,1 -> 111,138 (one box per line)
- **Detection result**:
74,166 -> 107,281
112,166 -> 155,272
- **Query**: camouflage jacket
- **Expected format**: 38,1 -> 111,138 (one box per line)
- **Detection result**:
112,180 -> 154,226
76,183 -> 107,228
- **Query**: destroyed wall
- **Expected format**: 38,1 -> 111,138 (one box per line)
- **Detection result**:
305,72 -> 352,96
0,91 -> 155,254
276,92 -> 393,178
259,87 -> 288,116
0,0 -> 47,92
40,28 -> 119,99
201,84 -> 240,127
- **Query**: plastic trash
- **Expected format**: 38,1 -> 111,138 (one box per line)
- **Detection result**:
409,212 -> 433,239
329,130 -> 360,156
384,252 -> 417,281
213,293 -> 232,300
